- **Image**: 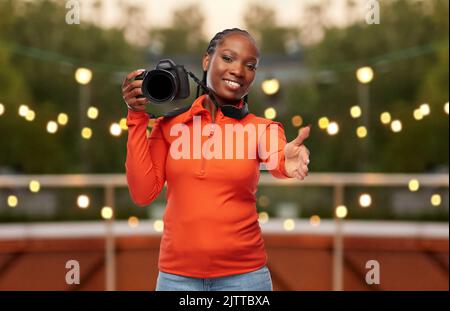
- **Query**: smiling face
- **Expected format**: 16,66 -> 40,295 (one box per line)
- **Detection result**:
202,32 -> 260,105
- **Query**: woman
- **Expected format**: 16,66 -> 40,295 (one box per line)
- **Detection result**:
122,28 -> 310,291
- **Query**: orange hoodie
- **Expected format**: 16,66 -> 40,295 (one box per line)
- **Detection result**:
126,94 -> 291,278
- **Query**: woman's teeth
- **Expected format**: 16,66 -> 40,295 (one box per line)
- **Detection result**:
224,80 -> 241,89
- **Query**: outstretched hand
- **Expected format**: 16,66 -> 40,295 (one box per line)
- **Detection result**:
284,125 -> 311,180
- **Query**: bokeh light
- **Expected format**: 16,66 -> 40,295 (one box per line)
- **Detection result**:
29,180 -> 40,193
77,195 -> 90,209
335,205 -> 348,219
408,179 -> 420,192
101,206 -> 113,220
327,122 -> 339,135
264,107 -> 277,120
261,78 -> 280,95
356,126 -> 367,138
356,66 -> 374,84
87,106 -> 99,119
391,120 -> 402,132
380,112 -> 391,124
46,121 -> 58,134
318,117 -> 329,129
283,218 -> 295,231
75,67 -> 93,85
350,105 -> 362,118
431,194 -> 441,206
359,193 -> 372,208
7,195 -> 18,208
57,113 -> 69,125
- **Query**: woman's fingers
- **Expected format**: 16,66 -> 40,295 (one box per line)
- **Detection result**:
123,87 -> 144,102
293,149 -> 310,180
122,69 -> 147,111
122,69 -> 145,88
299,146 -> 310,166
297,166 -> 307,178
293,171 -> 304,180
126,96 -> 149,107
123,79 -> 143,93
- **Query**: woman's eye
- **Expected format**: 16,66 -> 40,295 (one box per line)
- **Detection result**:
222,55 -> 233,62
247,64 -> 257,71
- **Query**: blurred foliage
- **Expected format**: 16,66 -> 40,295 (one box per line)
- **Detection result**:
0,0 -> 448,222
244,5 -> 300,54
284,0 -> 449,173
148,4 -> 208,56
0,0 -> 144,173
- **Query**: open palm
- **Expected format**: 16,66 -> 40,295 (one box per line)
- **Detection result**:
284,125 -> 311,180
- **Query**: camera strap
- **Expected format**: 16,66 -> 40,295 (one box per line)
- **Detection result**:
186,71 -> 249,120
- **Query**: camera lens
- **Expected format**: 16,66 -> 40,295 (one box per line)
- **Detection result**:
142,70 -> 177,103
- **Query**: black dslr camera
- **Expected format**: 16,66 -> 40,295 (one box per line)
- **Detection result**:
135,59 -> 190,103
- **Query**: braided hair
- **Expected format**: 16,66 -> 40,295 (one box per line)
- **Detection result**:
196,28 -> 257,106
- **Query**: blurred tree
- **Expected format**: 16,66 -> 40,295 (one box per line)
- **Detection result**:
0,0 -> 144,173
0,0 -> 448,175
243,4 -> 300,55
148,4 -> 208,56
300,0 -> 449,172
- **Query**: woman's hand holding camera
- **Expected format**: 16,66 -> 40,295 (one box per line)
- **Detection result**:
122,69 -> 149,112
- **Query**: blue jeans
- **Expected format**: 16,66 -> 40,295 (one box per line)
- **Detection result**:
155,265 -> 273,291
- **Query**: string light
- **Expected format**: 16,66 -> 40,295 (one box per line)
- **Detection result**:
81,127 -> 92,139
359,193 -> 372,207
261,78 -> 280,95
119,118 -> 128,130
0,103 -> 4,116
18,105 -> 29,117
444,102 -> 449,115
350,105 -> 362,118
258,212 -> 269,224
77,194 -> 90,209
101,206 -> 113,220
25,110 -> 35,121
46,121 -> 58,133
380,112 -> 391,124
153,220 -> 164,232
7,195 -> 18,208
408,179 -> 420,192
110,123 -> 122,136
264,107 -> 277,120
327,122 -> 339,135
356,126 -> 367,138
87,106 -> 99,119
431,194 -> 441,206
75,68 -> 93,85
318,117 -> 329,129
309,215 -> 321,226
356,66 -> 374,84
128,216 -> 139,228
291,115 -> 303,127
413,109 -> 424,120
57,113 -> 69,125
419,103 -> 430,116
335,205 -> 348,219
283,218 -> 295,231
29,180 -> 40,193
391,120 -> 402,132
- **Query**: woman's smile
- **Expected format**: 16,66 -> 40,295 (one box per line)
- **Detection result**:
223,78 -> 242,91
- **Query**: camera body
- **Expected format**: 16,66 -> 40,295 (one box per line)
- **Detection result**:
136,59 -> 190,103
